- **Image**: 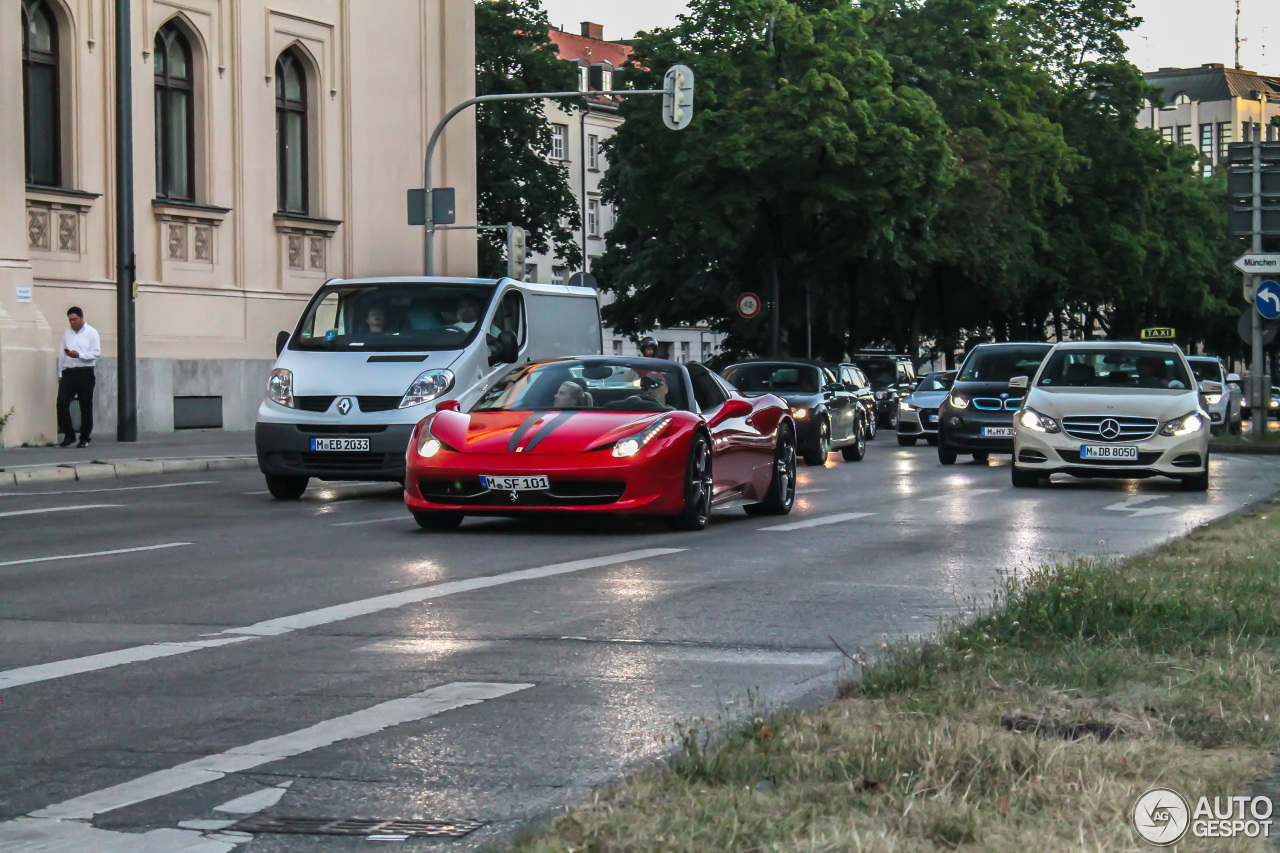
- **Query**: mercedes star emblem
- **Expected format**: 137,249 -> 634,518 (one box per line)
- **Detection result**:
1100,418 -> 1121,440
336,397 -> 353,416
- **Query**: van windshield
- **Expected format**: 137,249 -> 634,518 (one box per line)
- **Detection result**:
289,282 -> 497,352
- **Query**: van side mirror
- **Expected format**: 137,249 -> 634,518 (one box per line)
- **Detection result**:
1008,375 -> 1029,389
488,330 -> 519,366
275,331 -> 290,357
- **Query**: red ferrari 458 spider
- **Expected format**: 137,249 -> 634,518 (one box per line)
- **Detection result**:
403,357 -> 796,531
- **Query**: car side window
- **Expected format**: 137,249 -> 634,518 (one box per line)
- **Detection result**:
493,290 -> 526,347
688,363 -> 728,412
821,368 -> 839,388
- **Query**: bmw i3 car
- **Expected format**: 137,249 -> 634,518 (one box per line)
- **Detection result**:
1011,342 -> 1213,491
937,343 -> 1053,464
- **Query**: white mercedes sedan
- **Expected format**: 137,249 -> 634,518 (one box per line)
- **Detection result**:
1010,341 -> 1214,491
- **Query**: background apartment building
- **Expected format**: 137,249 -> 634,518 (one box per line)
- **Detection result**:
526,21 -> 723,365
3,0 -> 477,446
1138,63 -> 1280,176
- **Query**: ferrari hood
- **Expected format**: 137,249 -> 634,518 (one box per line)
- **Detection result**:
430,410 -> 668,455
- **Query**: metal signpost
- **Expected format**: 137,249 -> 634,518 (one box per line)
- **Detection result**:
114,0 -> 137,441
414,66 -> 694,276
1228,140 -> 1280,436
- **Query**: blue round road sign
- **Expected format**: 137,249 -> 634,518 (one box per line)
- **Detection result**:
1257,280 -> 1280,320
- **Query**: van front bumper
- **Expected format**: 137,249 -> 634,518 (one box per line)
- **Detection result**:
256,422 -> 416,482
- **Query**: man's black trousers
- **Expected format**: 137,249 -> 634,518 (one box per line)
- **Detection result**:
57,367 -> 95,440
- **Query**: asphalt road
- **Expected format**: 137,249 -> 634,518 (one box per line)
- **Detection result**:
2,444 -> 1279,851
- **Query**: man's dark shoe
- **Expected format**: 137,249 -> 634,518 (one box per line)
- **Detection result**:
59,436 -> 76,447
76,438 -> 91,448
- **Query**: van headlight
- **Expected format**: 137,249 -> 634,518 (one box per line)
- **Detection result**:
1160,412 -> 1205,437
1018,408 -> 1060,433
266,368 -> 294,408
948,393 -> 969,409
612,418 -> 672,458
400,369 -> 455,408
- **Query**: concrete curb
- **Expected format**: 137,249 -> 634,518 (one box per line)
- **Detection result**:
1209,442 -> 1280,455
0,455 -> 255,488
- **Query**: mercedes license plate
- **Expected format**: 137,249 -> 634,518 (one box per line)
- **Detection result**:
310,437 -> 370,451
1081,444 -> 1138,461
981,427 -> 1013,438
481,475 -> 550,491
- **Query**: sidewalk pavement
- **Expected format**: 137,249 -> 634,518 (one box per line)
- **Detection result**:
0,429 -> 257,486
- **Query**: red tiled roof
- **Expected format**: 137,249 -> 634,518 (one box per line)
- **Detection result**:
549,29 -> 632,68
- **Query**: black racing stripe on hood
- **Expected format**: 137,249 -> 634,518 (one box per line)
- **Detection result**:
507,413 -> 545,453
524,411 -> 577,452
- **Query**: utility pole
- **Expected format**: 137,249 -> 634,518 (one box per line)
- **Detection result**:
1251,136 -> 1265,436
115,0 -> 137,441
1236,0 -> 1243,69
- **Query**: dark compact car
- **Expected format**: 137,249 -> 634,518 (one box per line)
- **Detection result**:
849,353 -> 916,428
830,363 -> 880,441
937,342 -> 1053,465
721,360 -> 867,465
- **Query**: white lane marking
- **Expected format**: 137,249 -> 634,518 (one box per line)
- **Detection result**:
0,503 -> 122,519
0,481 -> 215,497
28,682 -> 531,821
332,515 -> 406,527
0,542 -> 194,570
758,512 -> 875,531
0,819 -> 237,852
241,490 -> 270,496
0,548 -> 683,690
212,782 -> 293,815
796,488 -> 829,494
918,488 -> 999,502
1105,495 -> 1177,517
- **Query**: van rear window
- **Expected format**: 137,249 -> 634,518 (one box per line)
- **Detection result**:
290,283 -> 497,352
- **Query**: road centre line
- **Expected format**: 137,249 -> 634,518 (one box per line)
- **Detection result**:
918,489 -> 1000,502
759,512 -> 875,531
0,503 -> 122,519
16,682 -> 531,823
0,548 -> 684,691
0,542 -> 193,569
332,515 -> 407,527
0,481 -> 215,497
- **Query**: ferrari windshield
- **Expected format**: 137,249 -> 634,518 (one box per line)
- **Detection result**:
290,282 -> 497,352
959,345 -> 1052,382
1037,348 -> 1193,390
472,359 -> 688,413
722,363 -> 821,394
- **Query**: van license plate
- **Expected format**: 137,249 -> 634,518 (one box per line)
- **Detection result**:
311,437 -> 370,451
480,475 -> 549,491
981,427 -> 1013,438
1081,445 -> 1138,461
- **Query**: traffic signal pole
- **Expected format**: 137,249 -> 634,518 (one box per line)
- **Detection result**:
114,0 -> 137,441
1251,136 -> 1266,437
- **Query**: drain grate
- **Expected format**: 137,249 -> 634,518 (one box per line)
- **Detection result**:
229,815 -> 487,839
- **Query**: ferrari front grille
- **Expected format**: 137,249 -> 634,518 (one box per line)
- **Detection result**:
417,478 -> 626,507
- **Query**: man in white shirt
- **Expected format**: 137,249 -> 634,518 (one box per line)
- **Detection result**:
57,306 -> 101,448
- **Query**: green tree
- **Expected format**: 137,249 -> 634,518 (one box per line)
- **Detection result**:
475,0 -> 581,276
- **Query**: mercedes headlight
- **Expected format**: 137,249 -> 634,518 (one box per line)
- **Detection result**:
612,418 -> 672,458
1018,408 -> 1060,434
948,393 -> 969,410
400,369 -> 455,408
1160,412 -> 1205,437
791,407 -> 809,419
266,368 -> 294,408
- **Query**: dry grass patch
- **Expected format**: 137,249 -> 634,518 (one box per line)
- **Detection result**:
512,504 -> 1280,852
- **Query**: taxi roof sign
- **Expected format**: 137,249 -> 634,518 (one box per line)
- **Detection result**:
1140,327 -> 1176,341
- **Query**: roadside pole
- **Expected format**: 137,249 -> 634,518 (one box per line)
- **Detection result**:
1252,138 -> 1264,436
115,0 -> 137,442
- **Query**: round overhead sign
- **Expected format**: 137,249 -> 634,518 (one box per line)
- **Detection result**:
736,292 -> 762,320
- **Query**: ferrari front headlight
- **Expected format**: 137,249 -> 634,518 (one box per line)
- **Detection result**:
612,417 -> 672,458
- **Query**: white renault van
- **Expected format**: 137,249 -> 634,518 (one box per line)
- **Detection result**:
255,276 -> 601,498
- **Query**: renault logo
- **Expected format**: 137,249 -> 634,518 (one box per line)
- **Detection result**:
336,397 -> 353,416
1100,418 -> 1121,440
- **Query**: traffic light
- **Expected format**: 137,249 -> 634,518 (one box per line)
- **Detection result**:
663,65 -> 694,131
1228,141 -> 1280,238
507,226 -> 527,280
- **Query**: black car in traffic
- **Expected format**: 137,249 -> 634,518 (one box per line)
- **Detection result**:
721,360 -> 867,465
849,352 -> 916,428
937,342 -> 1053,464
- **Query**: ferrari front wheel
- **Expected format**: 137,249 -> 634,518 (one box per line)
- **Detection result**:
412,510 -> 464,531
745,426 -> 796,516
665,434 -> 713,531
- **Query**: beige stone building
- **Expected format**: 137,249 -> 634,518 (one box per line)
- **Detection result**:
1,0 -> 478,446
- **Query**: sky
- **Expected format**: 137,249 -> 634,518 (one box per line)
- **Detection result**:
541,0 -> 1280,73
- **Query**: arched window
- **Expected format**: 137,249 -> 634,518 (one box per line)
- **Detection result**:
154,22 -> 193,200
1173,92 -> 1192,106
22,0 -> 60,186
275,50 -> 308,214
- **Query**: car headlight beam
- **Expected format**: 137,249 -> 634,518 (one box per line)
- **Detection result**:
612,417 -> 672,458
267,368 -> 294,408
1160,412 -> 1205,437
1018,407 -> 1060,434
899,400 -> 915,413
400,369 -> 455,408
948,393 -> 969,410
791,407 -> 809,419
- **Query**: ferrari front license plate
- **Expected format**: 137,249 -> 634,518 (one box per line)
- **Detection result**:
480,475 -> 550,491
1081,444 -> 1138,461
310,437 -> 370,451
981,427 -> 1013,438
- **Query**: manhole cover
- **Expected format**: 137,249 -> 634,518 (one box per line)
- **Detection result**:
229,815 -> 487,839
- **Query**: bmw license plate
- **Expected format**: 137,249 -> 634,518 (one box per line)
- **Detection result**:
481,475 -> 550,491
310,437 -> 370,451
981,427 -> 1013,438
1081,445 -> 1138,461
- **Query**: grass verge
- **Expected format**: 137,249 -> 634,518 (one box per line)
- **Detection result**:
511,502 -> 1280,852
